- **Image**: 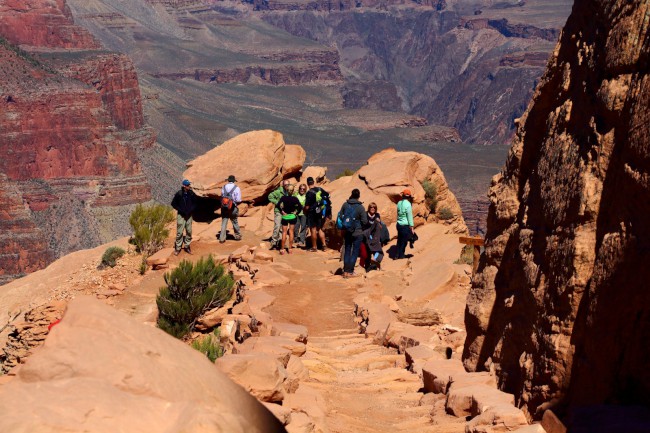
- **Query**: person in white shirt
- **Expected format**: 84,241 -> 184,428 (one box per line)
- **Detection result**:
219,175 -> 242,243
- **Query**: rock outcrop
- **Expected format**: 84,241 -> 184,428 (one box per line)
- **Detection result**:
463,0 -> 650,425
0,296 -> 286,433
0,0 -> 154,283
184,130 -> 304,202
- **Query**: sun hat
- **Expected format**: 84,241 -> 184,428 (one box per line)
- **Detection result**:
227,175 -> 236,182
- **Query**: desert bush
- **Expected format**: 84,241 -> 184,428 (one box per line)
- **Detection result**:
156,256 -> 234,339
129,203 -> 174,256
139,257 -> 147,275
191,329 -> 224,362
438,207 -> 454,220
454,245 -> 475,265
421,180 -> 438,213
100,246 -> 125,268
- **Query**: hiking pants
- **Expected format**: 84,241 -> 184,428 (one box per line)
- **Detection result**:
175,214 -> 192,250
294,214 -> 307,244
396,223 -> 410,259
343,232 -> 363,273
220,207 -> 240,242
271,212 -> 282,244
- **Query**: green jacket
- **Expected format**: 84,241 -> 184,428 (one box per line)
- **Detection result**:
397,199 -> 414,227
268,186 -> 286,214
294,192 -> 306,216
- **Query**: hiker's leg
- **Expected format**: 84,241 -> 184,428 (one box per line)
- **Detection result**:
272,213 -> 282,244
318,226 -> 327,249
295,215 -> 305,244
396,224 -> 409,258
184,216 -> 193,248
231,214 -> 241,239
219,212 -> 229,242
288,224 -> 295,248
310,223 -> 318,250
281,224 -> 288,250
359,242 -> 368,268
175,214 -> 184,251
348,234 -> 363,272
343,232 -> 354,273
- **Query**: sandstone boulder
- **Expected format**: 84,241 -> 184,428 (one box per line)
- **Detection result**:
263,402 -> 292,426
466,404 -> 529,433
0,297 -> 285,432
421,359 -> 467,394
216,352 -> 288,403
184,130 -> 304,203
283,145 -> 306,177
445,384 -> 515,418
271,322 -> 309,343
145,247 -> 174,268
299,166 -> 327,185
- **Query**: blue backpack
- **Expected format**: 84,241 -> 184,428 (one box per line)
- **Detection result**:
337,203 -> 360,232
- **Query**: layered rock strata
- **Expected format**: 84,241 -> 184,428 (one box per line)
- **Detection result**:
0,0 -> 153,283
463,0 -> 650,424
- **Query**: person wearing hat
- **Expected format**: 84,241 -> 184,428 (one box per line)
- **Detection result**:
219,175 -> 242,243
395,189 -> 414,259
268,179 -> 292,249
171,179 -> 197,255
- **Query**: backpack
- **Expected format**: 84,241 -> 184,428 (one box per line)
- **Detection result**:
221,184 -> 236,213
338,202 -> 360,232
313,188 -> 329,214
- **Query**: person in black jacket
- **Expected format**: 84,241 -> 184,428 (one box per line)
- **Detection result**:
338,188 -> 368,278
171,179 -> 197,255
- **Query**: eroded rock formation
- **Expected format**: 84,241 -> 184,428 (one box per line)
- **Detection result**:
463,0 -> 650,424
0,0 -> 153,283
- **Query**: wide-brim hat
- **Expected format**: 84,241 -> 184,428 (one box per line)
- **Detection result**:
227,175 -> 236,182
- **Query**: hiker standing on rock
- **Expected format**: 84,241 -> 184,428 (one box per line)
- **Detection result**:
338,188 -> 367,277
276,184 -> 302,255
171,179 -> 197,255
219,175 -> 242,244
294,183 -> 308,247
361,202 -> 386,271
304,177 -> 331,252
268,179 -> 291,250
395,189 -> 414,259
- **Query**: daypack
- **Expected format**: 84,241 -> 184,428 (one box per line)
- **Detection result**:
221,184 -> 236,213
313,188 -> 329,215
338,202 -> 360,232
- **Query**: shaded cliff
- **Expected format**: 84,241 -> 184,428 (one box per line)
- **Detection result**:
0,0 -> 153,284
463,0 -> 650,427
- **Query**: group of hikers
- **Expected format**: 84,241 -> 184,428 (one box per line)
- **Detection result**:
171,175 -> 416,277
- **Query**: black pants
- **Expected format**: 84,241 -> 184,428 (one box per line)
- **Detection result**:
396,223 -> 411,259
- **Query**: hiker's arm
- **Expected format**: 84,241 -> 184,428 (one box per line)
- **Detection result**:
407,202 -> 414,230
268,188 -> 280,205
171,193 -> 179,211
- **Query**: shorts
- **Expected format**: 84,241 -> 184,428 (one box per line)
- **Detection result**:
306,212 -> 325,228
281,218 -> 297,226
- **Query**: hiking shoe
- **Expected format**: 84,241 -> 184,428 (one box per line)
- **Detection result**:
219,239 -> 225,244
309,248 -> 318,252
234,235 -> 242,241
184,246 -> 192,255
174,249 -> 181,256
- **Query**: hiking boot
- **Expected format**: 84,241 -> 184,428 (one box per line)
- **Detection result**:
219,239 -> 226,244
184,246 -> 192,255
234,235 -> 242,241
174,249 -> 181,256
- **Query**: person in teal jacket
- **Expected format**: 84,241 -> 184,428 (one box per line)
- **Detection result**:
268,179 -> 290,249
395,189 -> 414,259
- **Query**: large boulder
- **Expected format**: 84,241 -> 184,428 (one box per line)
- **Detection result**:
0,297 -> 285,433
184,130 -> 305,203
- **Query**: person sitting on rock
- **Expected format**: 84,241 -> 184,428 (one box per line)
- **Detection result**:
171,179 -> 197,255
304,177 -> 331,252
338,188 -> 368,277
276,184 -> 302,255
294,183 -> 308,247
362,202 -> 384,271
395,189 -> 414,259
219,175 -> 242,244
268,179 -> 291,250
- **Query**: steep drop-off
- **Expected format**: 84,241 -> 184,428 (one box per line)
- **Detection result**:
0,0 -> 153,284
463,0 -> 650,427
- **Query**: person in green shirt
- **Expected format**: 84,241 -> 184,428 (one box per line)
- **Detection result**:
268,179 -> 290,249
395,189 -> 414,259
293,183 -> 308,247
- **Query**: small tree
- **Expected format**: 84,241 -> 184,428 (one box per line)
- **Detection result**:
129,203 -> 174,256
421,180 -> 438,213
156,256 -> 234,339
100,246 -> 125,268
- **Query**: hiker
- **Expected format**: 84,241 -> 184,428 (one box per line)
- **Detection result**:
276,184 -> 302,254
294,183 -> 308,247
304,176 -> 331,252
219,175 -> 242,244
171,179 -> 197,255
337,188 -> 368,277
361,202 -> 385,271
395,189 -> 415,259
268,179 -> 291,249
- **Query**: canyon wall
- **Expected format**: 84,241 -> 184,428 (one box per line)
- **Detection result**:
0,0 -> 153,284
463,0 -> 650,425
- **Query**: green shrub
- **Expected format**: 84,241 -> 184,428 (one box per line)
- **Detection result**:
438,207 -> 454,220
129,203 -> 174,257
156,256 -> 234,339
454,245 -> 475,265
335,168 -> 356,179
100,246 -> 125,268
421,180 -> 438,213
139,257 -> 147,275
191,329 -> 224,362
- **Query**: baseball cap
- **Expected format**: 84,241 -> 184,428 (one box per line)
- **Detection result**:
401,189 -> 411,197
306,176 -> 315,184
182,179 -> 191,186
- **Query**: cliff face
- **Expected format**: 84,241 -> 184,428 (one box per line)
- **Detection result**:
463,0 -> 650,423
0,0 -> 153,284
